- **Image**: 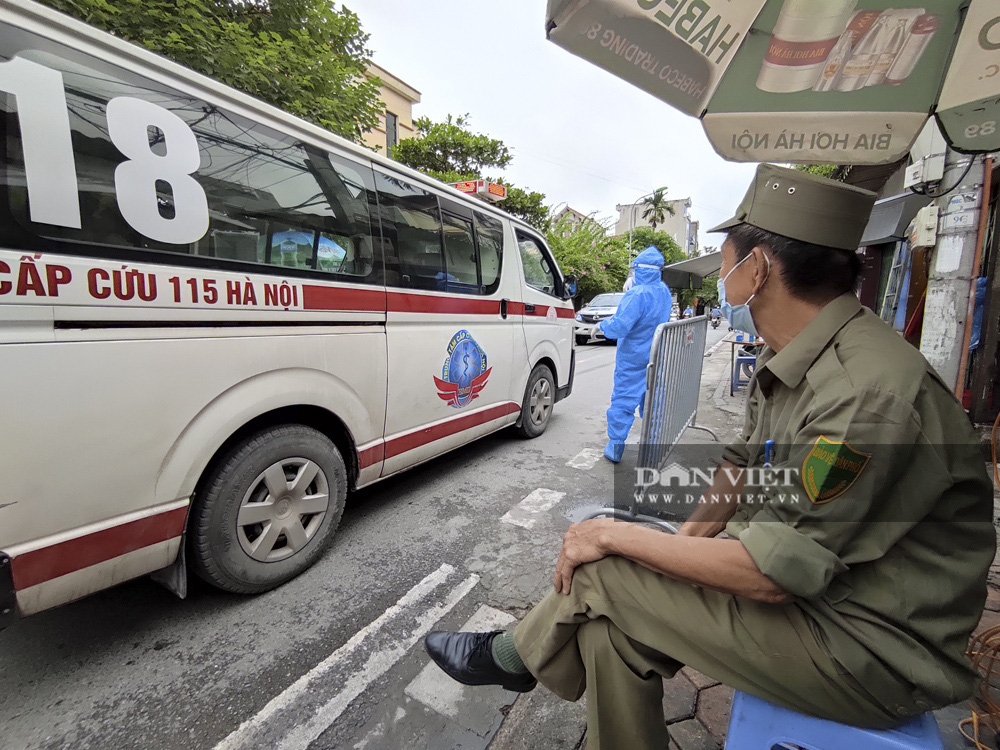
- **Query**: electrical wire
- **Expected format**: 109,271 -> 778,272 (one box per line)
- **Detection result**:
909,154 -> 978,198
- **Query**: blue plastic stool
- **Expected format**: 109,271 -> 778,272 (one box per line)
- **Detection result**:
731,354 -> 756,394
725,691 -> 944,750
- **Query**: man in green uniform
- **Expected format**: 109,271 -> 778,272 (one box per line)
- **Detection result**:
424,164 -> 996,749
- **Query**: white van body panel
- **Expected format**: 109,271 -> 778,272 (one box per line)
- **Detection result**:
0,0 -> 575,619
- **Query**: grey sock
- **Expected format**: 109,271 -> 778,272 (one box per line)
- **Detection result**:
490,631 -> 529,674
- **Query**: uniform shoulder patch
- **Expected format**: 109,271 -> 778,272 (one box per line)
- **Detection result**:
801,436 -> 871,504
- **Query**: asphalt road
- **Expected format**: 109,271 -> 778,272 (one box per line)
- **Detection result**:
0,343 -> 612,750
0,324 -> 729,750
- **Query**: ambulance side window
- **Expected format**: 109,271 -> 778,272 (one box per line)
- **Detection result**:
516,231 -> 557,296
475,212 -> 503,295
441,211 -> 479,293
374,171 -> 445,291
0,25 -> 383,283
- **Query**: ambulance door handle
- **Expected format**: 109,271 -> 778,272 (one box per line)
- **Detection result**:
524,303 -> 536,314
500,298 -> 509,319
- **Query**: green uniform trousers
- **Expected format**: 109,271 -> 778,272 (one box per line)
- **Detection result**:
513,556 -> 904,750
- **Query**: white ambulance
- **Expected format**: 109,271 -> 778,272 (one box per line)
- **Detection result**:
0,0 -> 577,621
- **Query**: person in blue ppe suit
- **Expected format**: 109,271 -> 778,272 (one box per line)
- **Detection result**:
597,246 -> 673,462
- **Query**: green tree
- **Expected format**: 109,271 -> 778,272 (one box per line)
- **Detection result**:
37,0 -> 383,142
391,115 -> 549,230
546,213 -> 628,304
640,187 -> 675,230
678,275 -> 719,310
610,226 -> 685,265
392,115 -> 511,173
795,164 -> 843,181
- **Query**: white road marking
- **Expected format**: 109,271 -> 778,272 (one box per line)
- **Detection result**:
501,488 -> 567,529
566,448 -> 603,470
214,564 -> 478,750
280,575 -> 479,749
404,604 -> 516,729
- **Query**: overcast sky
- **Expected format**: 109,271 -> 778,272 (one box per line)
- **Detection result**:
350,0 -> 759,252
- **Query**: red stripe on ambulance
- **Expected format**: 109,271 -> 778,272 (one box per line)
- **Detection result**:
381,402 -> 521,460
301,285 -> 387,312
10,507 -> 188,590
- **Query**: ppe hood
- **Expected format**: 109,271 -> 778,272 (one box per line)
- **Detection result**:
632,246 -> 664,285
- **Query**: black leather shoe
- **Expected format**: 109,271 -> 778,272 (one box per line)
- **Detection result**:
424,630 -> 537,693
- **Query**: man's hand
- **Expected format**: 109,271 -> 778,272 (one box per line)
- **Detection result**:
676,460 -> 746,538
553,518 -> 616,594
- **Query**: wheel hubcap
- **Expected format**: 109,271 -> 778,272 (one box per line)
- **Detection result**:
529,378 -> 553,425
236,458 -> 330,562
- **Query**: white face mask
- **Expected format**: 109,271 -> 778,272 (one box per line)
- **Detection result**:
717,252 -> 770,337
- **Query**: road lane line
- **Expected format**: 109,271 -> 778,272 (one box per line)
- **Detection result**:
501,488 -> 567,529
214,563 -> 467,750
279,574 -> 480,750
566,448 -> 603,470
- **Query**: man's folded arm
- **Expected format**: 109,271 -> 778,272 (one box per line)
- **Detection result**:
677,459 -> 746,538
604,527 -> 791,604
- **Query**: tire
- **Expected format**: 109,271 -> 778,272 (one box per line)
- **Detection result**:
575,334 -> 588,346
189,424 -> 347,594
516,364 -> 555,438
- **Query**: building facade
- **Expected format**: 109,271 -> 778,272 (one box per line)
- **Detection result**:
845,122 -> 999,428
614,198 -> 698,256
362,63 -> 421,156
551,206 -> 605,236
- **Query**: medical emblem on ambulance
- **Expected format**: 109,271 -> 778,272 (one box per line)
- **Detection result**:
434,330 -> 491,408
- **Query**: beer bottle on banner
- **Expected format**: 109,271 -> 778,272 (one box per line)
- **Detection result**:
886,14 -> 940,86
813,9 -> 883,91
866,18 -> 909,86
835,15 -> 888,92
756,0 -> 858,93
812,29 -> 853,91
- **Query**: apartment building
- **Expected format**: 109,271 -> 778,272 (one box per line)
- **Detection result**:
362,62 -> 421,155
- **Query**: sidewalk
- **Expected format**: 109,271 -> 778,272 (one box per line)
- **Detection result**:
489,337 -> 1000,750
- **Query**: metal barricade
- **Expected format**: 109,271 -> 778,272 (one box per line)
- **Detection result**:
588,315 -> 718,532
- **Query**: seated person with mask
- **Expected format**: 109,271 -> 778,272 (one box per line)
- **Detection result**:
422,164 -> 996,749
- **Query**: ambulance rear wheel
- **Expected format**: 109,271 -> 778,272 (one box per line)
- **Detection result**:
189,424 -> 347,594
516,364 -> 555,438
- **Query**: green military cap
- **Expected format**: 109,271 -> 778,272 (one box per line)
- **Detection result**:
709,164 -> 877,250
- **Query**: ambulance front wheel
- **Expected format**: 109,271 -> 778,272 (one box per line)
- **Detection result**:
516,364 -> 555,438
188,424 -> 347,594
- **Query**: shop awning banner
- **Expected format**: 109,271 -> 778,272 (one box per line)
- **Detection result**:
936,0 -> 1000,153
546,0 -> 993,164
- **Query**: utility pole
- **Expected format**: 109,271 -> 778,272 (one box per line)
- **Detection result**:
919,148 -> 987,391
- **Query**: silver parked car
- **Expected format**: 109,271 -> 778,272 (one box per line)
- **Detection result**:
574,292 -> 625,345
